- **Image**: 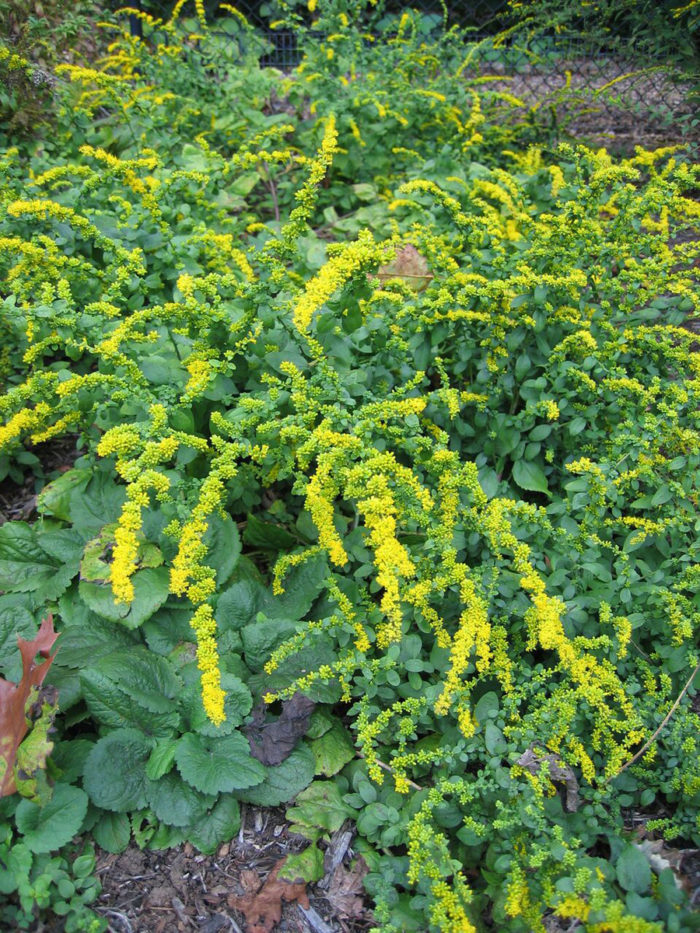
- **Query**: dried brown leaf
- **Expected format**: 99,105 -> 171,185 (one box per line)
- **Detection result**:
246,692 -> 316,766
376,245 -> 433,292
324,857 -> 368,920
228,858 -> 309,933
516,746 -> 581,812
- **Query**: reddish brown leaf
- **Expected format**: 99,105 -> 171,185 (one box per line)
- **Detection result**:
0,615 -> 59,797
228,858 -> 309,933
246,692 -> 316,766
325,857 -> 368,920
376,245 -> 433,292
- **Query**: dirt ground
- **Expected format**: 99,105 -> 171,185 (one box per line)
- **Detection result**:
92,809 -> 373,933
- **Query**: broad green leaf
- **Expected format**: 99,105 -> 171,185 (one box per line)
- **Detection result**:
182,672 -> 252,736
269,552 -> 328,621
237,746 -> 316,807
230,171 -> 259,196
484,722 -> 507,756
146,738 -> 179,780
216,578 -> 270,631
37,470 -> 90,522
139,354 -> 186,386
83,729 -> 155,812
203,513 -> 241,585
49,613 -> 138,668
80,670 -> 180,736
143,605 -> 194,656
148,773 -> 215,827
311,722 -> 355,777
0,522 -> 61,594
50,739 -> 94,784
175,732 -> 266,795
15,784 -> 88,853
279,843 -> 324,883
243,513 -> 297,551
87,647 -> 181,712
512,460 -> 550,497
79,566 -> 170,629
616,844 -> 652,894
68,471 -> 126,537
0,597 -> 38,682
189,795 -> 240,855
241,617 -> 298,672
474,692 -> 499,724
287,781 -> 354,842
92,812 -> 131,854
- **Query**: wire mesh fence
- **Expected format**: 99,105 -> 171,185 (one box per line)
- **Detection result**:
116,1 -> 697,145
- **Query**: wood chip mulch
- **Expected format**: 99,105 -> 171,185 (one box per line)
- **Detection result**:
93,809 -> 373,933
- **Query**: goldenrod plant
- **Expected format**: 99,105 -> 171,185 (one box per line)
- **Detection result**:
0,3 -> 698,930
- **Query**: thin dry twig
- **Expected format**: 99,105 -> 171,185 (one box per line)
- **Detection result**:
612,659 -> 700,779
355,752 -> 423,790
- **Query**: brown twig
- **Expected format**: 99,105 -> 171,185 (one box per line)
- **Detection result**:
611,659 -> 700,780
355,752 -> 423,790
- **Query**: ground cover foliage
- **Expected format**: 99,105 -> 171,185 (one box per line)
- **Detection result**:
0,1 -> 699,930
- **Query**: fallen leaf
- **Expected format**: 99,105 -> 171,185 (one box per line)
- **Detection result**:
228,858 -> 309,933
325,856 -> 368,920
516,746 -> 581,812
0,615 -> 59,798
637,839 -> 684,890
376,245 -> 433,292
246,692 -> 316,766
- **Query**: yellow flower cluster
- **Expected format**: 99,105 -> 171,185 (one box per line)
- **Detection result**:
293,229 -> 378,333
357,476 -> 415,648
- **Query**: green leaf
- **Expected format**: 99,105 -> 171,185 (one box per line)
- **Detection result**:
216,578 -> 270,631
68,471 -> 126,537
651,485 -> 672,507
140,354 -> 186,386
512,460 -> 550,497
15,784 -> 88,854
37,469 -> 90,522
230,172 -> 259,196
175,732 -> 266,795
203,513 -> 241,585
148,773 -> 216,827
80,647 -> 182,735
243,513 -> 297,551
241,617 -> 298,672
142,606 -> 195,656
616,844 -> 652,894
146,738 -> 179,780
484,722 -> 507,756
279,843 -> 324,883
79,567 -> 170,629
311,722 -> 355,777
0,522 -> 68,596
269,552 -> 328,621
92,812 -> 131,854
83,729 -> 155,812
474,691 -> 499,724
287,781 -> 354,842
182,672 -> 252,736
0,597 -> 38,682
237,746 -> 316,807
188,795 -> 240,855
50,612 -> 138,668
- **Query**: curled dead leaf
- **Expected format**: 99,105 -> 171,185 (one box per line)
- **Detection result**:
375,244 -> 433,292
516,746 -> 580,812
228,858 -> 309,933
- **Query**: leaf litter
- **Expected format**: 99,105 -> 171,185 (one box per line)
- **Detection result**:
92,804 -> 372,933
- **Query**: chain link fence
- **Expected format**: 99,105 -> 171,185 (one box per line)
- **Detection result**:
118,1 -> 698,148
